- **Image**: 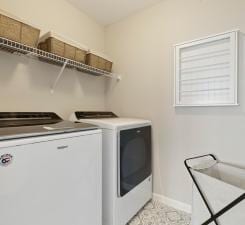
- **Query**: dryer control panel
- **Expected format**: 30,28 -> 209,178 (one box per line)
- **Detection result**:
75,111 -> 118,119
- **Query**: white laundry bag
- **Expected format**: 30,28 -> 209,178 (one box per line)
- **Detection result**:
189,159 -> 245,225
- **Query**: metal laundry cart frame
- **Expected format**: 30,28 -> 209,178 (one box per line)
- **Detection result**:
184,154 -> 245,225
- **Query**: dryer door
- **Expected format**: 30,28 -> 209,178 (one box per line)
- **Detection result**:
119,126 -> 151,197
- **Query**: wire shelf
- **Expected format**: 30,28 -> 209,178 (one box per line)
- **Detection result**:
0,37 -> 114,77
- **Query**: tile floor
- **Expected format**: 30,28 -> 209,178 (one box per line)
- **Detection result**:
128,200 -> 191,225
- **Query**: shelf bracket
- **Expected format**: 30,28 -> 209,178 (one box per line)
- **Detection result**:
50,59 -> 69,94
104,73 -> 122,81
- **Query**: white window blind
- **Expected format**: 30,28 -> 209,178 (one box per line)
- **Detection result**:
174,30 -> 238,106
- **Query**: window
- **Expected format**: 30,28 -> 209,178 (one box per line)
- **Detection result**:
174,30 -> 238,106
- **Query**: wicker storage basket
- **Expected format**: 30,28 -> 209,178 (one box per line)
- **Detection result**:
21,24 -> 40,47
64,43 -> 75,60
86,53 -> 98,68
38,42 -> 48,52
105,61 -> 113,72
44,37 -> 65,57
38,35 -> 87,63
75,48 -> 86,63
86,53 -> 113,72
37,41 -> 61,66
0,14 -> 40,47
0,14 -> 21,42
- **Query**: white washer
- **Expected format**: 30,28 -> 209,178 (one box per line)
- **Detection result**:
0,112 -> 102,225
70,112 -> 152,225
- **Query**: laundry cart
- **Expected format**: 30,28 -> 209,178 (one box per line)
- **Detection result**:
185,154 -> 245,225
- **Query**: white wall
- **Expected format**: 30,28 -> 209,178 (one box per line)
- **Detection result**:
0,0 -> 106,119
2,0 -> 245,207
105,0 -> 245,205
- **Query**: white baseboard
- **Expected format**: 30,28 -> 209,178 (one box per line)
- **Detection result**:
153,193 -> 192,214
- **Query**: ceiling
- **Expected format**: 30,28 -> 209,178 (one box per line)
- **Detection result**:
67,0 -> 163,25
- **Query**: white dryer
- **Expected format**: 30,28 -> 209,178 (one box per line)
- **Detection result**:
0,112 -> 102,225
70,111 -> 152,225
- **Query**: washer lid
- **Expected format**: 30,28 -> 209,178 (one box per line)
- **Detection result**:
0,112 -> 62,128
0,112 -> 98,140
76,118 -> 151,130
